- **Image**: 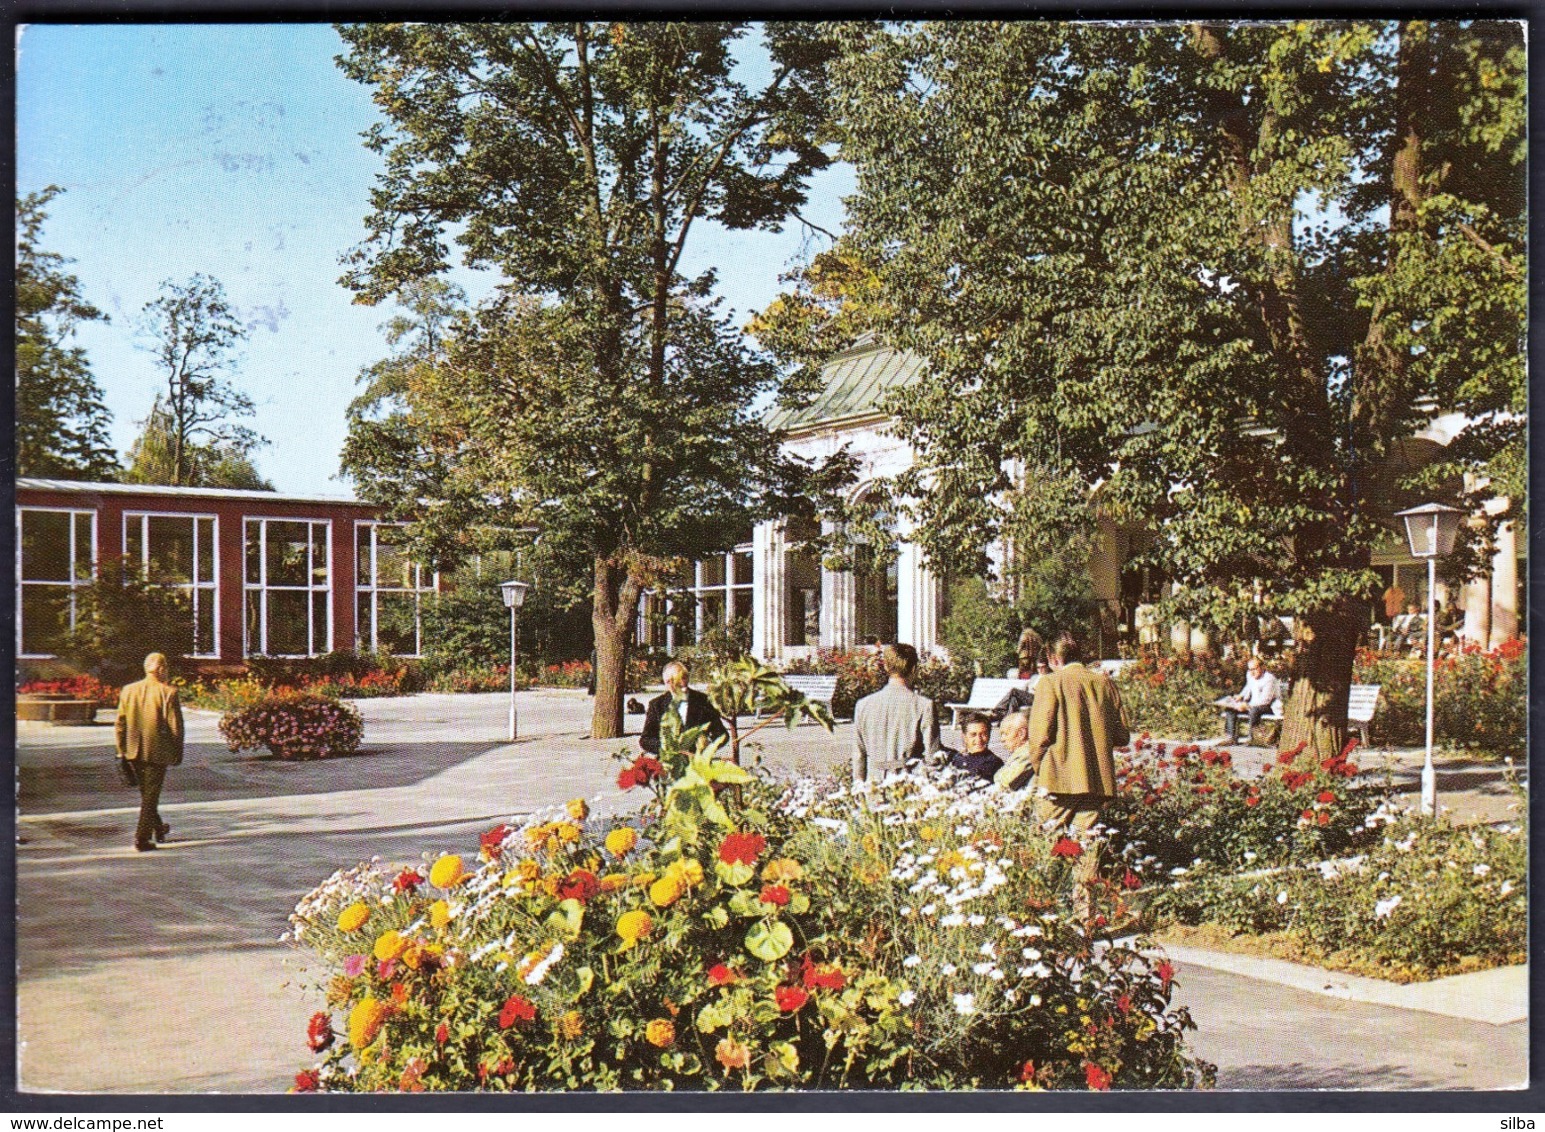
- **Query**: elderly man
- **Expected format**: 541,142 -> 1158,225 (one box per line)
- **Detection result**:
639,659 -> 727,755
1221,655 -> 1281,744
988,709 -> 1033,789
852,643 -> 943,782
115,652 -> 185,852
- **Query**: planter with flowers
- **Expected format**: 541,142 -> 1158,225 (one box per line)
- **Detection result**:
219,691 -> 365,760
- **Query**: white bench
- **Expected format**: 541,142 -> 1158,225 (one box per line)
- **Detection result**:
779,675 -> 839,716
945,678 -> 1033,730
1248,683 -> 1382,745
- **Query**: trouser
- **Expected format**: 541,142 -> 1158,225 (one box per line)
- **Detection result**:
1035,793 -> 1107,919
1222,704 -> 1270,741
135,763 -> 167,847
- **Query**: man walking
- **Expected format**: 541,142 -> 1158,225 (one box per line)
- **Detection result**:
115,652 -> 185,852
852,643 -> 942,782
639,660 -> 728,755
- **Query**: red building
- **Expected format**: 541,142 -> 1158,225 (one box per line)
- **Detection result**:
16,479 -> 438,666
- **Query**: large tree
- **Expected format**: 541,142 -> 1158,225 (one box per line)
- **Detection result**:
15,187 -> 118,480
334,22 -> 850,738
135,274 -> 266,487
818,20 -> 1524,757
123,396 -> 273,490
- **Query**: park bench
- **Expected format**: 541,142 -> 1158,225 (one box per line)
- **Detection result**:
764,674 -> 840,721
1225,683 -> 1382,746
945,678 -> 1033,730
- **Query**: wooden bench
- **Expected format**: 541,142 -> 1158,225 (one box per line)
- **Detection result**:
945,678 -> 1033,730
1236,683 -> 1382,745
765,674 -> 839,721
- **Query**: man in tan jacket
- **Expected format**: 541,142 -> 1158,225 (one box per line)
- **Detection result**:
115,652 -> 185,852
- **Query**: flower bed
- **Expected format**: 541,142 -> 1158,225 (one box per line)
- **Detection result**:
219,692 -> 364,760
18,675 -> 120,709
286,747 -> 1214,1092
1355,639 -> 1526,757
1113,655 -> 1233,741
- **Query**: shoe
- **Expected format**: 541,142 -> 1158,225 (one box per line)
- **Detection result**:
155,821 -> 170,843
134,841 -> 158,852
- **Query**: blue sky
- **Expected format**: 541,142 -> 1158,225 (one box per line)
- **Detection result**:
16,24 -> 854,496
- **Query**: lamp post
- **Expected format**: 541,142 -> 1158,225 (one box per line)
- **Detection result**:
500,580 -> 531,741
1393,504 -> 1464,817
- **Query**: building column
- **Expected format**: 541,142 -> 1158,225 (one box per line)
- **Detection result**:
895,540 -> 939,653
1489,519 -> 1519,647
752,519 -> 785,664
820,517 -> 856,650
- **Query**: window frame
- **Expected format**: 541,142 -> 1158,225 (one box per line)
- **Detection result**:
353,520 -> 438,657
16,506 -> 97,659
122,510 -> 221,659
243,516 -> 333,658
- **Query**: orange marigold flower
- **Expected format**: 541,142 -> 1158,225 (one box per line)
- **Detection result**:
566,798 -> 590,821
605,827 -> 639,857
336,903 -> 370,933
347,996 -> 391,1050
649,874 -> 684,908
707,963 -> 740,987
759,884 -> 792,907
558,1010 -> 585,1041
429,854 -> 466,889
372,930 -> 410,963
718,831 -> 767,866
645,1018 -> 676,1047
430,900 -> 452,931
761,857 -> 804,883
617,909 -> 653,949
715,1036 -> 752,1071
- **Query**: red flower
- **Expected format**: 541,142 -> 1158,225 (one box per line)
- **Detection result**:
293,1069 -> 321,1092
1245,794 -> 1261,807
774,984 -> 810,1012
498,994 -> 537,1029
801,955 -> 847,991
1154,960 -> 1175,993
1340,737 -> 1360,760
1115,993 -> 1132,1015
306,1011 -> 334,1052
1050,837 -> 1083,859
759,884 -> 792,907
1316,791 -> 1335,804
618,756 -> 666,791
392,868 -> 423,895
557,869 -> 600,903
707,963 -> 740,987
617,765 -> 641,790
1317,811 -> 1331,826
1196,784 -> 1215,795
435,1022 -> 449,1045
1300,809 -> 1316,822
1020,1060 -> 1037,1084
1084,1062 -> 1113,1091
1121,869 -> 1142,891
376,958 -> 397,980
1277,750 -> 1298,766
480,824 -> 512,858
718,831 -> 768,866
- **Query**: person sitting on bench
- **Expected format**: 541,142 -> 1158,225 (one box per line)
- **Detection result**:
1222,655 -> 1280,743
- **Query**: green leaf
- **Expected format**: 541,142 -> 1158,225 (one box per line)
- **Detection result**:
716,859 -> 756,887
744,919 -> 794,962
545,898 -> 584,941
702,904 -> 730,930
695,999 -> 734,1034
573,966 -> 595,999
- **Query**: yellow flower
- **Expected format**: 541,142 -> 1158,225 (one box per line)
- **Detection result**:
605,827 -> 638,857
645,1019 -> 676,1048
430,900 -> 452,930
336,902 -> 370,933
715,1036 -> 751,1071
761,858 -> 804,883
938,849 -> 968,871
429,854 -> 466,889
616,909 -> 653,949
566,799 -> 590,821
919,825 -> 940,843
373,930 -> 410,962
599,873 -> 631,893
348,996 -> 391,1049
558,1010 -> 585,1041
856,862 -> 885,885
554,821 -> 581,845
649,874 -> 684,908
525,824 -> 552,852
666,858 -> 704,887
632,871 -> 657,889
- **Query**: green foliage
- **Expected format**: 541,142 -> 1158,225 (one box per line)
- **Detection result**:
675,618 -> 753,675
704,656 -> 835,764
938,578 -> 1018,676
15,186 -> 118,480
133,274 -> 267,487
288,759 -> 1213,1091
1354,640 -> 1526,756
332,23 -> 855,737
1114,653 -> 1237,740
56,557 -> 195,684
421,584 -> 516,670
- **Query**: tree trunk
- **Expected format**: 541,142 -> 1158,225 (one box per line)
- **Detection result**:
590,555 -> 640,740
1276,605 -> 1363,761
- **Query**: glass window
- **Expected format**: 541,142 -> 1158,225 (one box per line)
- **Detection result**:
244,518 -> 331,657
125,513 -> 220,658
354,522 -> 436,656
18,508 -> 96,657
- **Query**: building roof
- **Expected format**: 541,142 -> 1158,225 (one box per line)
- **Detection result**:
16,478 -> 369,508
765,338 -> 927,434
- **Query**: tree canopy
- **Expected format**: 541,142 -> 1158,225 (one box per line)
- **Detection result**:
335,22 -> 852,737
15,187 -> 118,481
123,396 -> 273,490
812,19 -> 1524,755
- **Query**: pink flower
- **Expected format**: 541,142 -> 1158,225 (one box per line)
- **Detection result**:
342,954 -> 367,978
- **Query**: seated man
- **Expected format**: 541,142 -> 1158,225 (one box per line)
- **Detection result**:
992,659 -> 1046,721
949,713 -> 1003,782
640,660 -> 728,754
990,708 -> 1034,791
1221,655 -> 1280,744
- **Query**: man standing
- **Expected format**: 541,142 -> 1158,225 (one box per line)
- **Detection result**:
639,660 -> 728,755
115,652 -> 184,852
852,643 -> 942,782
1221,655 -> 1281,744
949,713 -> 1004,783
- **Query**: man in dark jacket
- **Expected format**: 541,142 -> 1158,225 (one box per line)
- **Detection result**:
949,713 -> 1003,782
639,660 -> 728,754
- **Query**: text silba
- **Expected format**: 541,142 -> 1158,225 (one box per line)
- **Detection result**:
1500,1120 -> 1535,1130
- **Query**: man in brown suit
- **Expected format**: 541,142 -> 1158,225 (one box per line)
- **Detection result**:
997,633 -> 1128,914
115,652 -> 185,852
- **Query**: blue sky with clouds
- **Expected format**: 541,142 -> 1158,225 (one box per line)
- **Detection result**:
17,23 -> 854,496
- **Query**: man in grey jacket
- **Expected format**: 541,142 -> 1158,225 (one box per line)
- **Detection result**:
852,643 -> 943,782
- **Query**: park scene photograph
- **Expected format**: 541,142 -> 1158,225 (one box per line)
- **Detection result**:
12,19 -> 1529,1098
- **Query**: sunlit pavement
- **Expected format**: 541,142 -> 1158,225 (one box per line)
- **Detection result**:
14,692 -> 1526,1093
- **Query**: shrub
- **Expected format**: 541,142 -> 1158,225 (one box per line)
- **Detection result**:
219,692 -> 365,760
938,578 -> 1018,676
538,660 -> 593,689
17,674 -> 119,708
285,746 -> 1213,1092
913,653 -> 975,712
423,664 -> 524,695
1354,639 -> 1526,756
782,649 -> 884,718
54,557 -> 195,685
179,675 -> 272,713
1114,653 -> 1234,740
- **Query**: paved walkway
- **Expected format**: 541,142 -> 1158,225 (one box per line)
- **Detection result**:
14,692 -> 1528,1093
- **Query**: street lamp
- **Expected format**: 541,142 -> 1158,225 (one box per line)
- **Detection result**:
500,580 -> 531,741
1394,503 -> 1465,817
